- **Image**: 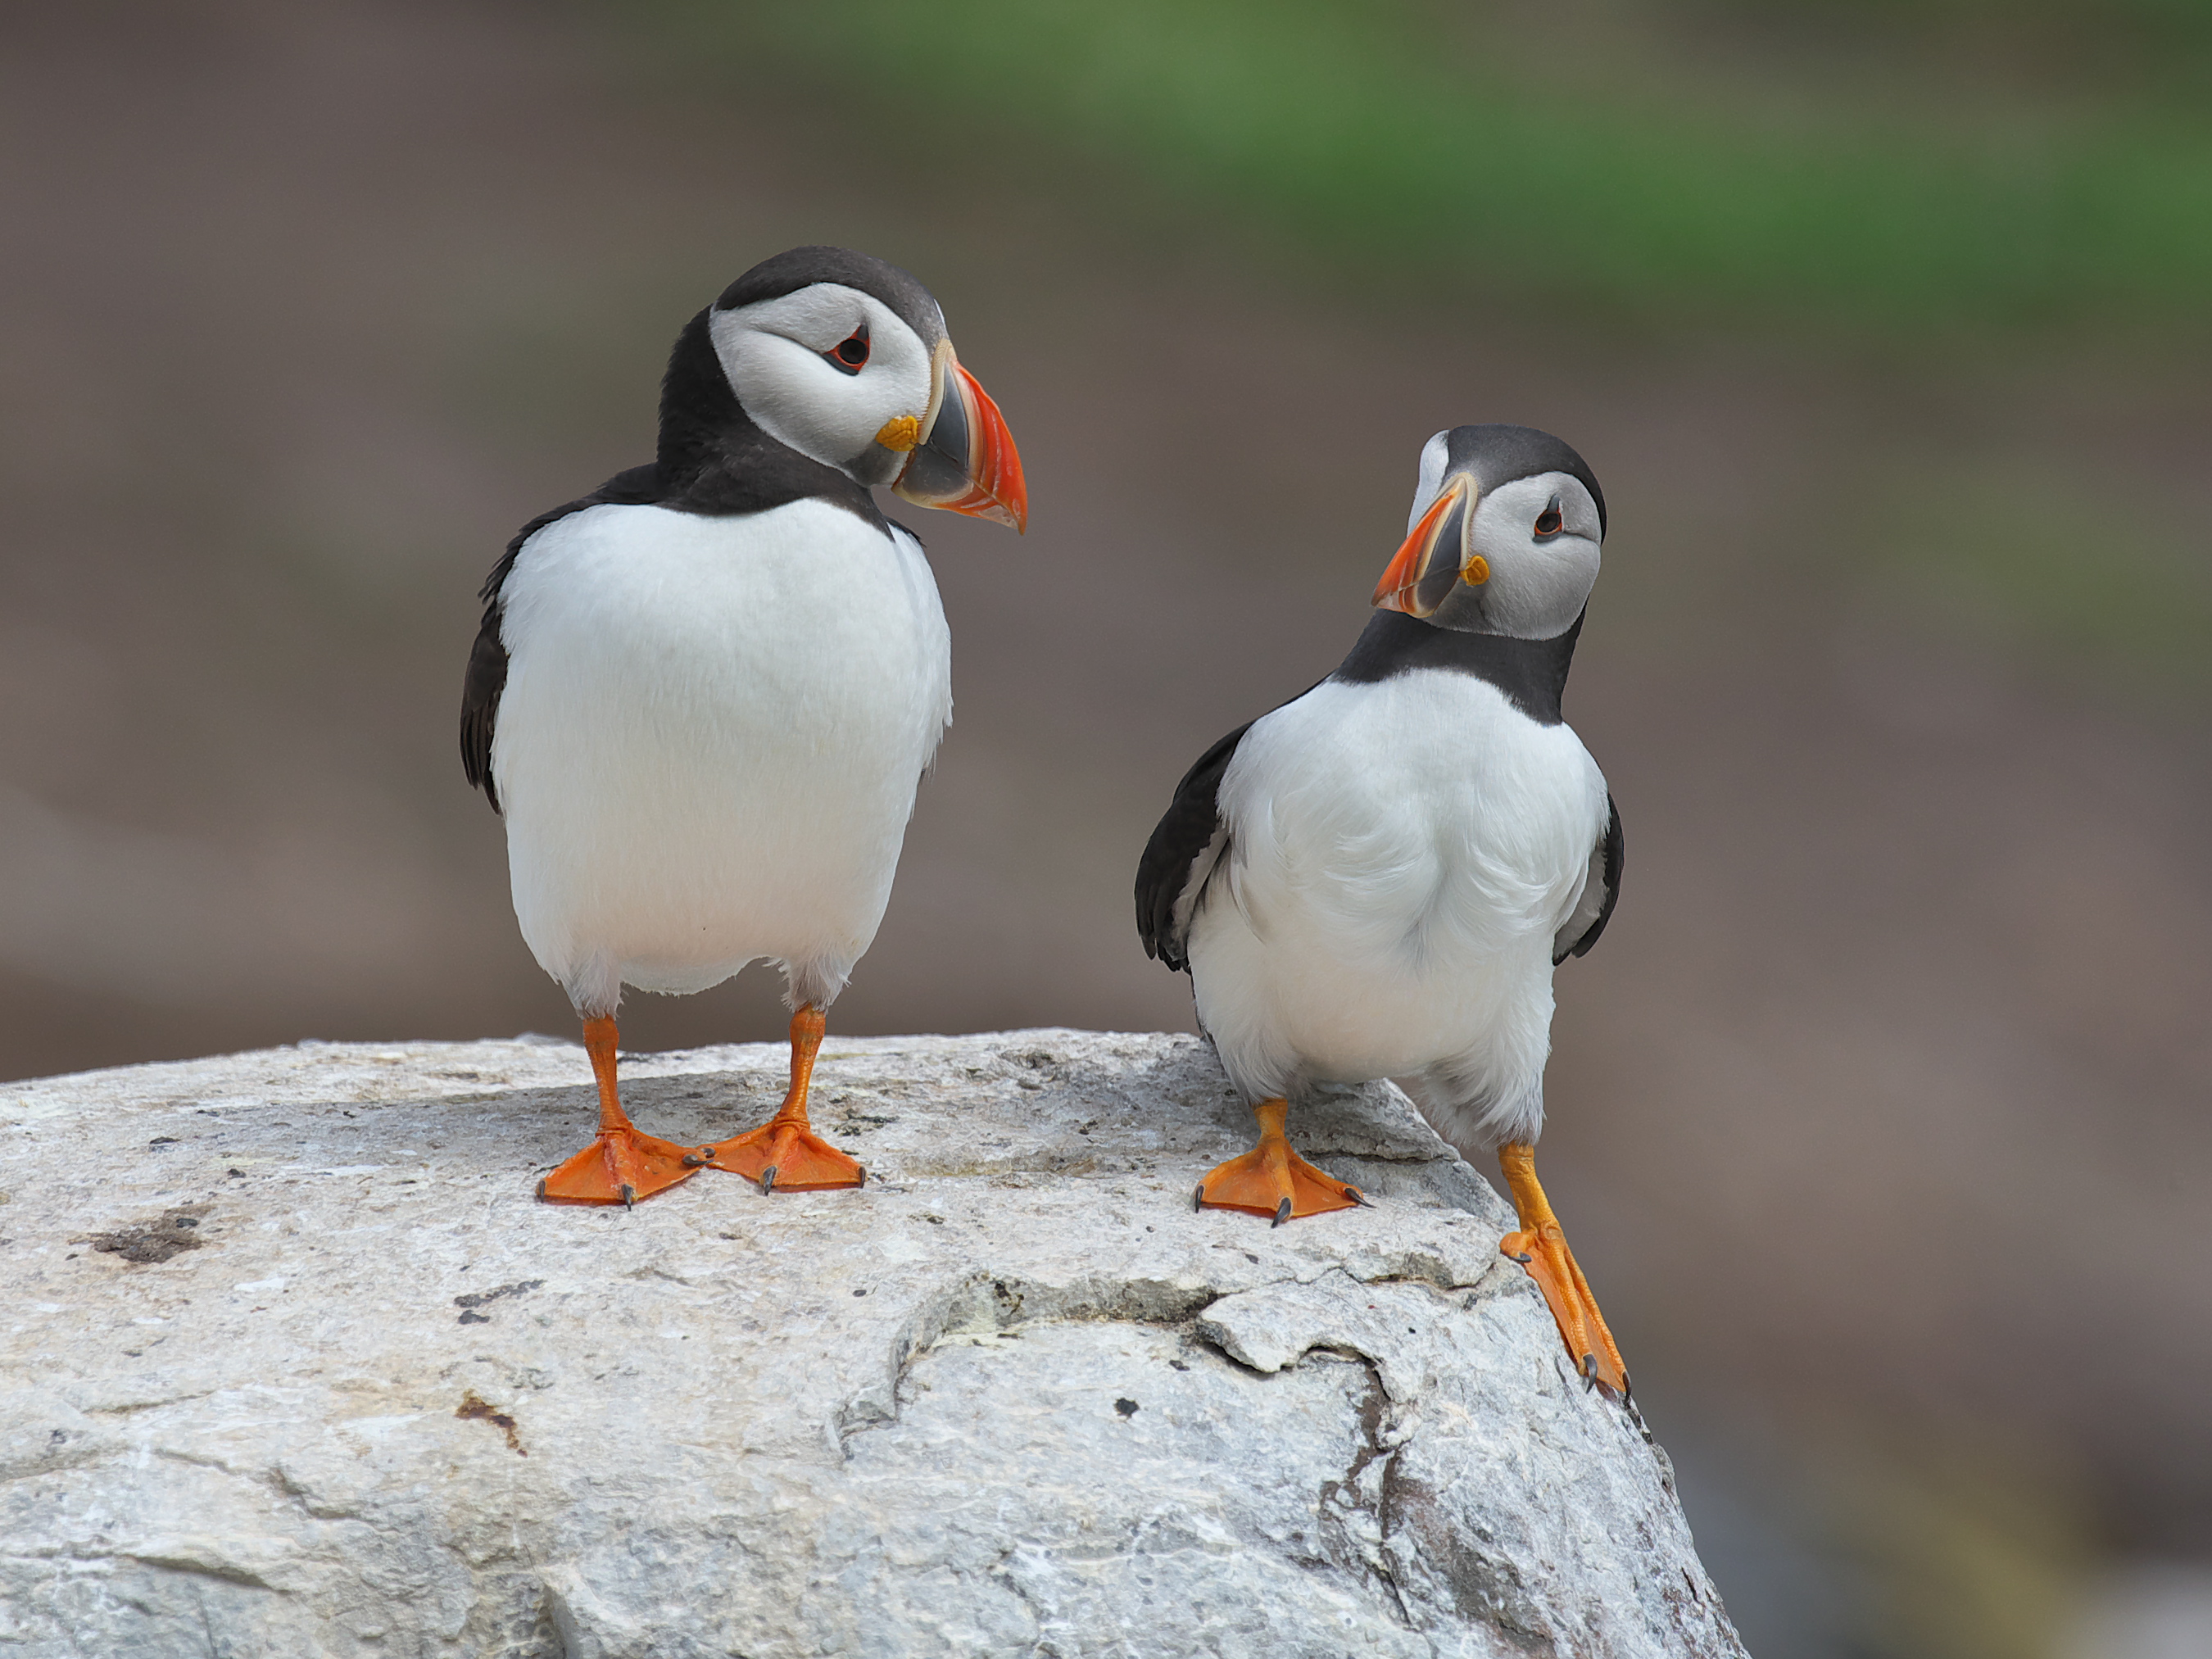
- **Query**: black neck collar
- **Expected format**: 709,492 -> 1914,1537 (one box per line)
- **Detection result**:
648,308 -> 886,527
1330,607 -> 1584,724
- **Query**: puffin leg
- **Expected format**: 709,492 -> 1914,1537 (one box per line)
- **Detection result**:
537,1016 -> 702,1206
699,1006 -> 864,1193
1194,1098 -> 1364,1225
1496,1142 -> 1629,1396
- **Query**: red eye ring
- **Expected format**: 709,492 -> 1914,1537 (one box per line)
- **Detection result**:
825,326 -> 870,374
1534,496 -> 1563,537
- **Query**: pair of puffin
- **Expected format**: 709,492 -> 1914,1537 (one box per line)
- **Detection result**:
461,247 -> 1625,1395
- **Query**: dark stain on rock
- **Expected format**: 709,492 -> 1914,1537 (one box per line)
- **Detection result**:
1391,1470 -> 1555,1648
82,1205 -> 211,1265
456,1391 -> 527,1456
837,1112 -> 897,1131
1114,1397 -> 1139,1417
453,1279 -> 543,1323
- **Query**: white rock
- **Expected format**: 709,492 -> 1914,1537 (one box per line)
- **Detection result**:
0,1030 -> 1745,1657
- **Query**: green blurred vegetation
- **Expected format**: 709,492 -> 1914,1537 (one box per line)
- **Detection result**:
1868,468 -> 2212,692
640,0 -> 2212,337
1812,1423 -> 2096,1659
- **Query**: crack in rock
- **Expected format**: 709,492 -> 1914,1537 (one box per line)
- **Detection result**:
1313,1351 -> 1421,1632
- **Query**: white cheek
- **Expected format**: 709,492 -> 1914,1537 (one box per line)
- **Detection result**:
1484,537 -> 1600,638
710,307 -> 933,470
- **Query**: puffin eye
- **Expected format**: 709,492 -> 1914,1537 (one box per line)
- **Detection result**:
1534,496 -> 1563,538
825,326 -> 870,374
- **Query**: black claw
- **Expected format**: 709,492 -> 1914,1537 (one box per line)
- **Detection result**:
1271,1197 -> 1293,1228
1346,1185 -> 1372,1207
1581,1354 -> 1598,1391
535,1178 -> 547,1201
760,1167 -> 777,1196
1511,1251 -> 1534,1264
680,1154 -> 705,1167
1193,1182 -> 1206,1211
854,1167 -> 866,1187
699,1145 -> 717,1158
620,1184 -> 637,1208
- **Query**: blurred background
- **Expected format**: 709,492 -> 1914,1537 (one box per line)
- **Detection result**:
4,1 -> 2208,1652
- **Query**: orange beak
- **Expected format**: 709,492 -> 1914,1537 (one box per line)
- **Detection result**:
1373,474 -> 1478,617
890,341 -> 1028,533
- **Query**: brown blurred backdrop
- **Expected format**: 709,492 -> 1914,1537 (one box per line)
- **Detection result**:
4,3 -> 2208,1654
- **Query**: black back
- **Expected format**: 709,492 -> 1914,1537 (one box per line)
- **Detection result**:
1134,720 -> 1253,971
1554,797 -> 1625,963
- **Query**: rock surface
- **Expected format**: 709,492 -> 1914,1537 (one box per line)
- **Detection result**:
0,1031 -> 1745,1658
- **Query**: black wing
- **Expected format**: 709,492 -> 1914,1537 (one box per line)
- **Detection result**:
1134,722 -> 1253,972
460,464 -> 662,814
1552,795 -> 1624,963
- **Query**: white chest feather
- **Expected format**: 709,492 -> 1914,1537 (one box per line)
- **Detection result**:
1188,672 -> 1607,1135
492,499 -> 951,1010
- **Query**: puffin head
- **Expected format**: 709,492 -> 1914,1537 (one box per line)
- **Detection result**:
701,246 -> 1027,531
1372,424 -> 1604,637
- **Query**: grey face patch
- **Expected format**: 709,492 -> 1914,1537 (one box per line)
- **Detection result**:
843,442 -> 905,488
1425,572 -> 1493,634
1464,473 -> 1602,639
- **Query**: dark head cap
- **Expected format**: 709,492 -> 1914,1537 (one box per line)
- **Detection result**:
1435,424 -> 1605,538
713,246 -> 945,347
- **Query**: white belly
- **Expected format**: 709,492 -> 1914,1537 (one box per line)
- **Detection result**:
492,498 -> 951,1013
1186,672 -> 1607,1145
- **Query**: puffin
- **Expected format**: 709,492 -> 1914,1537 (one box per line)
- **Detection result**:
460,246 -> 1026,1207
1135,424 -> 1628,1394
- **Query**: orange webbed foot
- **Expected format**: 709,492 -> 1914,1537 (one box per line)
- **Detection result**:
1195,1099 -> 1366,1226
537,1124 -> 700,1207
700,1120 -> 863,1194
537,1014 -> 700,1207
1498,1142 -> 1629,1398
696,1004 -> 864,1194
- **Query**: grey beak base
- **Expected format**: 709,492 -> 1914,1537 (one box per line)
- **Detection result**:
890,371 -> 972,509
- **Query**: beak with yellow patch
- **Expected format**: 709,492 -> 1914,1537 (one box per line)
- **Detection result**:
1373,473 -> 1485,617
888,339 -> 1028,533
